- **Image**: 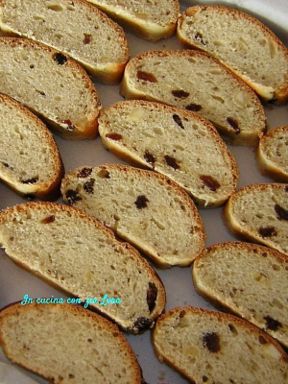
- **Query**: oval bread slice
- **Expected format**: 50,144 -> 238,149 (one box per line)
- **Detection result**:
257,126 -> 288,182
0,202 -> 166,333
86,0 -> 180,41
0,37 -> 101,139
61,164 -> 205,267
225,183 -> 288,256
193,242 -> 288,347
0,303 -> 143,383
177,5 -> 288,102
99,100 -> 239,207
0,0 -> 129,84
121,50 -> 266,145
153,307 -> 288,384
0,94 -> 63,198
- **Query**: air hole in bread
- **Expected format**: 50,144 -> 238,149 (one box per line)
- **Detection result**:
147,282 -> 157,312
258,226 -> 277,237
172,90 -> 190,99
264,316 -> 282,331
137,70 -> 157,83
186,103 -> 202,111
47,3 -> 64,11
172,114 -> 184,129
228,323 -> 238,335
274,204 -> 288,220
227,117 -> 240,134
53,52 -> 67,65
144,151 -> 156,165
21,176 -> 39,184
106,133 -> 123,141
164,155 -> 180,170
200,175 -> 220,191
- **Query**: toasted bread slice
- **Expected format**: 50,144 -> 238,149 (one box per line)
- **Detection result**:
0,202 -> 165,333
86,0 -> 179,41
61,164 -> 205,267
0,0 -> 128,84
257,126 -> 288,182
0,303 -> 143,383
153,307 -> 288,384
121,50 -> 266,145
177,5 -> 288,102
193,242 -> 288,347
225,183 -> 288,256
0,37 -> 101,138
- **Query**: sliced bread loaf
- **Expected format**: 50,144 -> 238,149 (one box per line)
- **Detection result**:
0,37 -> 101,139
257,126 -> 288,182
99,100 -> 239,207
193,242 -> 288,347
153,307 -> 288,384
61,164 -> 205,267
225,183 -> 288,256
0,202 -> 166,333
177,5 -> 288,102
121,50 -> 266,145
0,93 -> 63,198
0,303 -> 143,383
0,0 -> 129,84
86,0 -> 179,41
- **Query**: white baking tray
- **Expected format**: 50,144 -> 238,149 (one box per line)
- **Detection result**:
0,1 -> 287,383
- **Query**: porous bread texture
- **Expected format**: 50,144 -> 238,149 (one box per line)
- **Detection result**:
257,126 -> 288,182
177,5 -> 288,102
0,94 -> 63,198
0,303 -> 143,383
99,100 -> 239,207
0,202 -> 166,333
121,50 -> 266,146
0,37 -> 101,139
153,307 -> 288,384
61,164 -> 205,267
86,0 -> 180,41
193,242 -> 288,347
225,184 -> 288,256
0,0 -> 129,84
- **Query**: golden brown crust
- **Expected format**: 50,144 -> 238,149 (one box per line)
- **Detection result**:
0,37 -> 101,139
0,302 -> 143,383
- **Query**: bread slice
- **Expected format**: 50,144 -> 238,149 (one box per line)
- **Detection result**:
61,164 -> 205,267
0,93 -> 63,198
153,307 -> 288,384
0,37 -> 101,139
193,241 -> 288,347
0,303 -> 143,383
177,5 -> 288,103
99,100 -> 239,207
121,50 -> 266,145
257,126 -> 288,182
86,0 -> 179,41
225,183 -> 288,256
0,0 -> 128,84
0,202 -> 166,333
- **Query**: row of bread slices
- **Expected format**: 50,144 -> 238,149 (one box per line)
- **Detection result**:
0,200 -> 287,383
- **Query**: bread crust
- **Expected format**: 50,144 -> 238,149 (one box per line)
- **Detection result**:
0,37 -> 101,139
0,202 -> 166,333
0,302 -> 143,383
121,49 -> 266,146
177,5 -> 288,103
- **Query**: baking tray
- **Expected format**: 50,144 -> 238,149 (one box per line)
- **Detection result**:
0,1 -> 287,383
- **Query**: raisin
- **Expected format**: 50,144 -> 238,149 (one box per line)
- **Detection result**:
83,178 -> 95,194
274,204 -> 288,220
186,103 -> 202,112
195,32 -> 207,45
83,33 -> 92,44
135,195 -> 149,209
106,133 -> 122,141
21,176 -> 39,184
137,70 -> 157,83
259,335 -> 267,344
203,332 -> 220,353
133,317 -> 152,332
202,376 -> 208,382
77,167 -> 92,178
200,175 -> 220,191
41,215 -> 55,224
65,189 -> 82,204
97,168 -> 110,179
179,310 -> 186,318
264,316 -> 282,331
164,155 -> 180,170
53,52 -> 67,65
227,117 -> 240,134
147,282 -> 157,312
2,162 -> 11,168
62,119 -> 75,131
259,226 -> 277,237
172,90 -> 190,99
144,151 -> 156,165
173,114 -> 184,129
68,374 -> 75,379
